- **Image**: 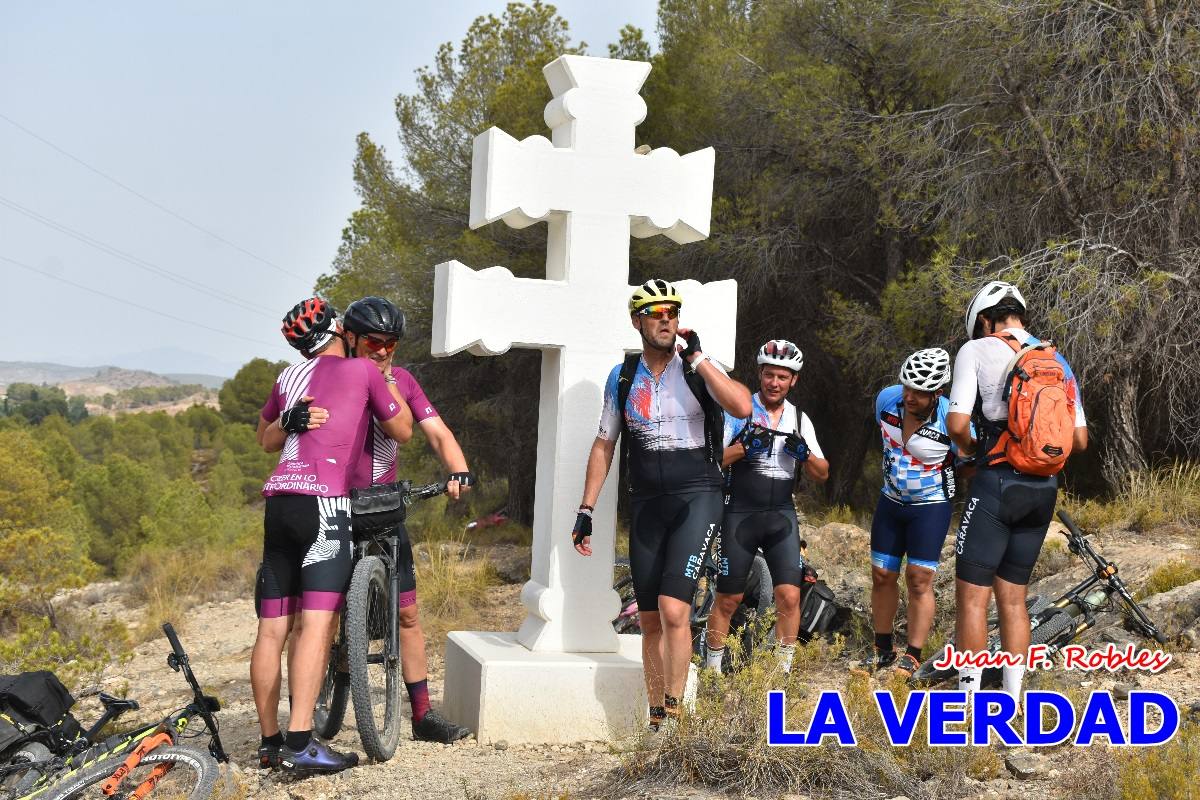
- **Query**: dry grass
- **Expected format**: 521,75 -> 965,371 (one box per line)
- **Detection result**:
1117,721 -> 1200,800
1065,462 -> 1200,532
124,537 -> 259,642
412,532 -> 499,646
611,647 -> 1000,800
1135,559 -> 1200,600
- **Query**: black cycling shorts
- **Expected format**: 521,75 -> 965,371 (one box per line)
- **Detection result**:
394,528 -> 417,608
715,507 -> 803,594
629,489 -> 723,612
954,467 -> 1058,587
256,494 -> 353,618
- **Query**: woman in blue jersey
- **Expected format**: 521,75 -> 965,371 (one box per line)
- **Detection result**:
858,348 -> 957,677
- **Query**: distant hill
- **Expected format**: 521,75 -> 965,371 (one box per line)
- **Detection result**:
164,373 -> 228,390
0,361 -> 224,396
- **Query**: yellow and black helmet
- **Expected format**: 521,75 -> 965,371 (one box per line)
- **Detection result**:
629,279 -> 682,313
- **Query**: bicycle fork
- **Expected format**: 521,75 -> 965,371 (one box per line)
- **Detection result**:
387,531 -> 403,668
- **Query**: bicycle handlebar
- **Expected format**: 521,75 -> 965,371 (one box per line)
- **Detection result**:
1055,510 -> 1168,645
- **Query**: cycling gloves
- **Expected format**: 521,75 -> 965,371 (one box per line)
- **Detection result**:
783,433 -> 809,462
737,423 -> 774,455
679,330 -> 703,365
448,471 -> 476,487
572,509 -> 593,547
279,402 -> 312,434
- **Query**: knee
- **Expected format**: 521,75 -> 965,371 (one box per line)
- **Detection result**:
715,593 -> 742,616
398,604 -> 420,629
871,567 -> 897,589
905,570 -> 934,597
658,601 -> 690,630
639,612 -> 662,636
774,585 -> 800,612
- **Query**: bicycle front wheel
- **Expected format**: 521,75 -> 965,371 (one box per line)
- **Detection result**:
347,555 -> 401,761
44,745 -> 219,800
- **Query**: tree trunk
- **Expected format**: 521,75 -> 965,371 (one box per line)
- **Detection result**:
828,415 -> 875,507
1099,371 -> 1149,491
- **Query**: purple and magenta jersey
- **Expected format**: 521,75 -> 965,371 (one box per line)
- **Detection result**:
261,356 -> 401,498
351,366 -> 440,488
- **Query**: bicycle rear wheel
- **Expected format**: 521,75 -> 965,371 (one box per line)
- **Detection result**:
44,745 -> 219,800
347,555 -> 401,762
313,634 -> 350,740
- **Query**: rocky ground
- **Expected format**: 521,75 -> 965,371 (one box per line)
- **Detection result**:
64,522 -> 1200,800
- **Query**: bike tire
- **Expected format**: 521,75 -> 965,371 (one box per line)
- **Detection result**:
44,745 -> 219,800
347,555 -> 401,762
2,742 -> 51,796
313,653 -> 350,740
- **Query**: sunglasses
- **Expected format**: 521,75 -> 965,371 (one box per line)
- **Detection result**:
637,303 -> 679,320
361,335 -> 398,353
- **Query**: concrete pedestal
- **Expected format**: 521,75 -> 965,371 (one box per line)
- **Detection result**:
444,631 -> 648,744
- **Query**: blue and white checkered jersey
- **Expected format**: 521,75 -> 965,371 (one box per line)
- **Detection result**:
876,384 -> 958,504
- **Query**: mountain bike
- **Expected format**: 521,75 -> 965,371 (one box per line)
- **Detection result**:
909,509 -> 1168,687
314,480 -> 446,762
1,623 -> 227,800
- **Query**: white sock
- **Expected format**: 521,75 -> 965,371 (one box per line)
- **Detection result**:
777,644 -> 796,674
958,666 -> 984,695
705,646 -> 725,672
1002,665 -> 1026,703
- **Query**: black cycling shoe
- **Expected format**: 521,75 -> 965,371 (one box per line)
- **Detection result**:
257,743 -> 281,769
279,738 -> 359,775
851,648 -> 898,674
412,710 -> 470,743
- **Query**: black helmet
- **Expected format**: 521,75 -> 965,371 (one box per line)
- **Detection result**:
343,296 -> 406,339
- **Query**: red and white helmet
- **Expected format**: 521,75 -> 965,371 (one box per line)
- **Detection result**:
965,281 -> 1027,339
282,296 -> 340,356
757,339 -> 803,372
899,348 -> 951,392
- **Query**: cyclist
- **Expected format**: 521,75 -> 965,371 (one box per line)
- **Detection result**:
340,295 -> 473,744
703,339 -> 829,675
948,281 -> 1088,702
571,279 -> 751,732
857,348 -> 957,679
252,296 -> 413,773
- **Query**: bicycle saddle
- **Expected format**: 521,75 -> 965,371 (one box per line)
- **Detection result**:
98,692 -> 140,713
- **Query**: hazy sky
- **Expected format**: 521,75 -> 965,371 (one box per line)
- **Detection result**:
1,1 -> 659,376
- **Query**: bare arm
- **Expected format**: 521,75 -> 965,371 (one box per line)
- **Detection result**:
257,415 -> 285,453
803,455 -> 830,483
694,358 -> 752,418
419,416 -> 471,498
574,436 -> 617,557
377,384 -> 414,444
722,443 -> 745,468
1073,427 -> 1088,452
948,411 -> 974,457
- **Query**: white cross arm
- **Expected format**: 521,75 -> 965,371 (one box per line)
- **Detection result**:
469,128 -> 715,244
432,260 -> 740,369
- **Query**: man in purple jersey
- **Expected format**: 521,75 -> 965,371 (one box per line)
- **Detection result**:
251,296 -> 413,774
340,296 -> 474,743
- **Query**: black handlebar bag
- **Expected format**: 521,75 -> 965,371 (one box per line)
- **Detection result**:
350,481 -> 409,538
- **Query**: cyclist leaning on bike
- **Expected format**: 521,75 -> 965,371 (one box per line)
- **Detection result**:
948,281 -> 1088,703
857,348 -> 959,679
339,296 -> 473,744
252,297 -> 413,774
704,339 -> 828,675
571,279 -> 751,732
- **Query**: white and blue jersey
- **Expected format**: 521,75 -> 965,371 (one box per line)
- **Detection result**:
722,394 -> 823,511
875,384 -> 958,505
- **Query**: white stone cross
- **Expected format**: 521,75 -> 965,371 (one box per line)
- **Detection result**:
432,55 -> 736,655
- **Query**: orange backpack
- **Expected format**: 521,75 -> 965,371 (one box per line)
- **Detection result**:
982,333 -> 1076,476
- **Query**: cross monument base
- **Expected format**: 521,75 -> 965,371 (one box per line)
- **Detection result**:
444,632 -> 701,744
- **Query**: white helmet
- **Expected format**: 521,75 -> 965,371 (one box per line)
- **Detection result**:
757,339 -> 803,372
899,348 -> 951,392
965,281 -> 1027,339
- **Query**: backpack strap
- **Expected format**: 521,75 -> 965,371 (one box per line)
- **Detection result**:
615,353 -> 641,465
683,365 -> 724,465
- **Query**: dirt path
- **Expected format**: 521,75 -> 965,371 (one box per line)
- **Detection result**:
69,522 -> 1200,800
